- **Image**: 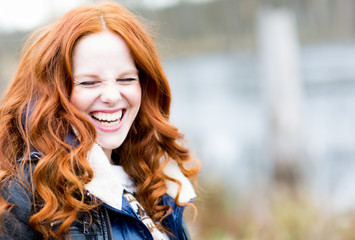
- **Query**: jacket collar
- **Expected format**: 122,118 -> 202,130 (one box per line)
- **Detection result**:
85,143 -> 196,211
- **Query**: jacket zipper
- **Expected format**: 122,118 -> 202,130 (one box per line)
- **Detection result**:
102,207 -> 114,240
83,215 -> 90,235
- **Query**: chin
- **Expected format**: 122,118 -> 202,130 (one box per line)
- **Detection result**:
101,143 -> 124,150
96,136 -> 122,148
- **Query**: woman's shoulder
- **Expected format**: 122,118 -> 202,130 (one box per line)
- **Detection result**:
0,168 -> 37,239
0,168 -> 34,214
0,153 -> 39,219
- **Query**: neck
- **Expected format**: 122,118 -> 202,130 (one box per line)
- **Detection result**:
102,148 -> 112,162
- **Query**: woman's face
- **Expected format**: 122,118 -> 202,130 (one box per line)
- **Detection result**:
70,30 -> 141,160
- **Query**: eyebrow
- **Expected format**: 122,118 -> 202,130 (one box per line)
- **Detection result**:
73,74 -> 100,79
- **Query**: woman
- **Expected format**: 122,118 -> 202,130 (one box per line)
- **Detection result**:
0,2 -> 199,239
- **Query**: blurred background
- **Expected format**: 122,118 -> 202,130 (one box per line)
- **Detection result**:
1,0 -> 355,239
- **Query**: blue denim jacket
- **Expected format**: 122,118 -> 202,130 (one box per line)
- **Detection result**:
0,153 -> 193,240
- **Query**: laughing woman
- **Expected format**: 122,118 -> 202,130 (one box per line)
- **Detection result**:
0,2 -> 199,239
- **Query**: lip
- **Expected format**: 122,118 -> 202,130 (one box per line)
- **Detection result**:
89,108 -> 126,132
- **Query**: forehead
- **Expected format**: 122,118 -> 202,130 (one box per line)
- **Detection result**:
73,30 -> 130,59
72,30 -> 137,76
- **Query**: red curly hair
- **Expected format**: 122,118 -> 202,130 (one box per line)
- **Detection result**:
0,1 -> 199,239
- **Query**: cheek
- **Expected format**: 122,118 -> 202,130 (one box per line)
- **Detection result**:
132,91 -> 142,108
125,85 -> 142,109
70,89 -> 91,112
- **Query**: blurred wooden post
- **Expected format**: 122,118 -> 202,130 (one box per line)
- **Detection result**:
257,8 -> 304,190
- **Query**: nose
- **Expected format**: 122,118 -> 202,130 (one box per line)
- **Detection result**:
100,81 -> 122,105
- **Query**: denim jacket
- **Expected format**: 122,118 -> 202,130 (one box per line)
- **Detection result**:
0,150 -> 195,240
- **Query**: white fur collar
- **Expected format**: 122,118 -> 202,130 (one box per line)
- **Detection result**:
85,143 -> 196,210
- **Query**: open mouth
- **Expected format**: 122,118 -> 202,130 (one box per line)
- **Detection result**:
90,110 -> 125,127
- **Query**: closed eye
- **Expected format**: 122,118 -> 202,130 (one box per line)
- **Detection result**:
117,78 -> 138,84
79,81 -> 100,86
117,78 -> 137,82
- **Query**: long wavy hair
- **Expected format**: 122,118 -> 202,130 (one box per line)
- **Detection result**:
0,2 -> 199,239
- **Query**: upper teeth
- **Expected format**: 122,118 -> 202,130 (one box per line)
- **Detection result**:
92,111 -> 122,122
